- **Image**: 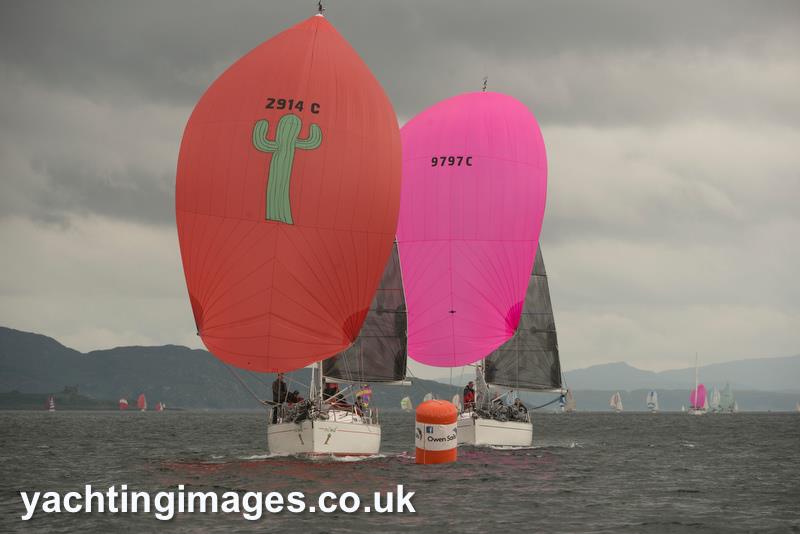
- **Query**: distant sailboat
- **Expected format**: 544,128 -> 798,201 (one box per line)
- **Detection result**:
119,398 -> 129,410
451,394 -> 462,411
688,354 -> 706,416
46,395 -> 55,412
564,389 -> 577,413
137,393 -> 147,412
710,386 -> 721,413
610,392 -> 623,412
400,396 -> 413,412
733,401 -> 739,413
719,382 -> 736,413
155,402 -> 165,412
681,405 -> 686,413
646,390 -> 659,413
423,392 -> 434,402
795,401 -> 800,413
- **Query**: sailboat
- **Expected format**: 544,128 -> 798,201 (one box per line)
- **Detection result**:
610,392 -> 623,413
564,389 -> 577,413
266,242 -> 409,457
175,11 -> 402,457
400,396 -> 413,412
681,405 -> 686,413
423,392 -> 434,402
646,390 -> 659,413
137,393 -> 147,412
796,401 -> 800,413
46,395 -> 55,412
719,382 -> 736,414
396,88 -> 548,447
119,398 -> 128,410
688,354 -> 706,415
709,386 -> 721,413
733,401 -> 739,413
155,402 -> 165,412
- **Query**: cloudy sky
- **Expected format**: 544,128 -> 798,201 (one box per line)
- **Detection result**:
1,1 -> 798,377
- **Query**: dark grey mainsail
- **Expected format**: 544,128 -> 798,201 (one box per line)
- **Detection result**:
322,243 -> 407,383
484,246 -> 563,391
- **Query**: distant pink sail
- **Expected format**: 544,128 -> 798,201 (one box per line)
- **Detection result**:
690,384 -> 707,409
397,92 -> 547,367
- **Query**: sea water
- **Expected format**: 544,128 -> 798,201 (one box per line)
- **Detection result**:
1,411 -> 798,532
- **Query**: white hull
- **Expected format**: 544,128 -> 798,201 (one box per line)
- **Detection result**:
688,409 -> 706,416
267,410 -> 380,457
457,412 -> 532,447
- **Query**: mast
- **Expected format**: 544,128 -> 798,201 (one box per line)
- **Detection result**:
694,353 -> 699,409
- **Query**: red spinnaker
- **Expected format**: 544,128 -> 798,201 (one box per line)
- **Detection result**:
176,15 -> 401,373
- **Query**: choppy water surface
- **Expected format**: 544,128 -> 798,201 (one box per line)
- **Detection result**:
1,411 -> 798,532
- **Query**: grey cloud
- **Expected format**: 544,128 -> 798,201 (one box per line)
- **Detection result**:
24,159 -> 173,226
1,1 -> 798,125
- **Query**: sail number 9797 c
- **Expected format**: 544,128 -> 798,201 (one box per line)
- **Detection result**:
431,156 -> 473,167
265,98 -> 320,114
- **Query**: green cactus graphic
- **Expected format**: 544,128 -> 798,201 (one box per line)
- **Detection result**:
252,114 -> 322,224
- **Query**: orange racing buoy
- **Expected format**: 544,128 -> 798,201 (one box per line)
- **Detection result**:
415,400 -> 458,464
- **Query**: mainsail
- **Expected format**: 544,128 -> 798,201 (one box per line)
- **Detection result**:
484,247 -> 562,391
610,392 -> 623,412
137,393 -> 147,411
322,243 -> 407,383
397,92 -> 548,367
719,382 -> 735,412
400,396 -> 413,412
710,386 -> 721,412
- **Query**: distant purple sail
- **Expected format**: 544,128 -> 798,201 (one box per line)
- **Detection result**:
690,384 -> 707,409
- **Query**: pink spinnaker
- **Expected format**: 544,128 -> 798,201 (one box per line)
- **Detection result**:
397,92 -> 547,367
690,384 -> 707,409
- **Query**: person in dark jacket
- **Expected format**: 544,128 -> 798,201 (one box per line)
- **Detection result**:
463,381 -> 476,411
271,373 -> 288,423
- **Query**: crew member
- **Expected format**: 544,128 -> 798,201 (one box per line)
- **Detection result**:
463,381 -> 476,411
271,372 -> 288,423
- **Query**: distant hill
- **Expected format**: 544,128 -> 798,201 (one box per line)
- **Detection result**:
520,389 -> 800,413
2,326 -> 798,411
563,356 -> 800,393
0,326 -> 454,410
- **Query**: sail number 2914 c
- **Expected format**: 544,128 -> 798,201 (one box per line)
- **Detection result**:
265,98 -> 320,114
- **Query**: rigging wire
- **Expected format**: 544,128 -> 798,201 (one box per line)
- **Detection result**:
530,395 -> 563,411
217,360 -> 271,409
